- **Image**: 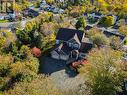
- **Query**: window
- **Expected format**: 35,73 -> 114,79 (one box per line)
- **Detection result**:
69,43 -> 72,47
56,40 -> 59,44
74,44 -> 79,49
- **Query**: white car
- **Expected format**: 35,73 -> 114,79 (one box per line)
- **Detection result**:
0,16 -> 5,20
41,0 -> 47,5
9,13 -> 15,19
59,9 -> 64,14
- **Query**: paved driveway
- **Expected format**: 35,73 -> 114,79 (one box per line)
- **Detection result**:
40,57 -> 85,91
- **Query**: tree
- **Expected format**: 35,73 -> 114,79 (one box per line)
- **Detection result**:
33,1 -> 40,8
79,48 -> 127,95
75,17 -> 87,29
118,25 -> 127,36
117,19 -> 126,26
86,27 -> 109,47
69,6 -> 86,17
99,16 -> 115,27
86,27 -> 101,37
91,33 -> 109,47
31,47 -> 41,57
0,30 -> 16,51
109,36 -> 122,50
45,0 -> 54,5
5,75 -> 63,95
13,3 -> 21,12
118,11 -> 127,19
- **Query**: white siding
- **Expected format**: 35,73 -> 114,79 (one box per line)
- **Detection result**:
56,40 -> 60,44
51,51 -> 60,60
60,55 -> 69,61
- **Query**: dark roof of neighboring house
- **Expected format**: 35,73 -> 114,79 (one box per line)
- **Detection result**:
94,12 -> 102,16
103,31 -> 125,40
112,24 -> 119,29
56,28 -> 84,42
84,12 -> 102,16
85,25 -> 93,30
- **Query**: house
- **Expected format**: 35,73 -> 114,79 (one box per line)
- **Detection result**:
103,30 -> 125,40
0,14 -> 6,20
51,28 -> 93,61
23,8 -> 39,18
86,12 -> 103,19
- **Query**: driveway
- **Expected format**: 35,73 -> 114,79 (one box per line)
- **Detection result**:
39,57 -> 85,91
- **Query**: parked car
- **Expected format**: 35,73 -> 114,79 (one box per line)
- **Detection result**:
59,9 -> 64,14
28,9 -> 39,18
4,15 -> 11,20
9,13 -> 15,19
0,16 -> 5,20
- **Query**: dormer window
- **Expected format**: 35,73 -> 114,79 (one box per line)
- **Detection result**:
56,40 -> 59,44
74,44 -> 79,49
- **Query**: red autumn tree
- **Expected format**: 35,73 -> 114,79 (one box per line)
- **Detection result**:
72,59 -> 88,68
31,47 -> 41,57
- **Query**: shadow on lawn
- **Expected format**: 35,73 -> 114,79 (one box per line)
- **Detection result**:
39,56 -> 77,78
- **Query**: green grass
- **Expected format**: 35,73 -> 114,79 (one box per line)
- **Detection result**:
0,91 -> 3,95
0,20 -> 9,22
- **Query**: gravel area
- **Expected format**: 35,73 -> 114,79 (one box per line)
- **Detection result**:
40,57 -> 85,91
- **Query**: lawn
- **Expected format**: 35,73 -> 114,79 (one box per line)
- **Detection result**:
0,20 -> 9,23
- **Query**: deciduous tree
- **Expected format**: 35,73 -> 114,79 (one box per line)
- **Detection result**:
79,48 -> 126,95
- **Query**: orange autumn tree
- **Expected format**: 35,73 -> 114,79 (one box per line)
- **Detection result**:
31,47 -> 41,57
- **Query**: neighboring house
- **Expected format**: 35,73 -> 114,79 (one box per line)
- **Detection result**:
86,12 -> 103,19
23,8 -> 39,18
85,25 -> 93,30
103,30 -> 125,40
0,27 -> 11,31
0,14 -> 8,20
97,26 -> 125,40
51,28 -> 93,61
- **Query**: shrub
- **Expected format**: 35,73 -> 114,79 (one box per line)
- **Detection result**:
69,6 -> 86,17
99,16 -> 115,27
78,48 -> 126,95
91,33 -> 109,47
5,75 -> 63,95
31,47 -> 41,57
76,17 -> 87,29
12,70 -> 37,82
